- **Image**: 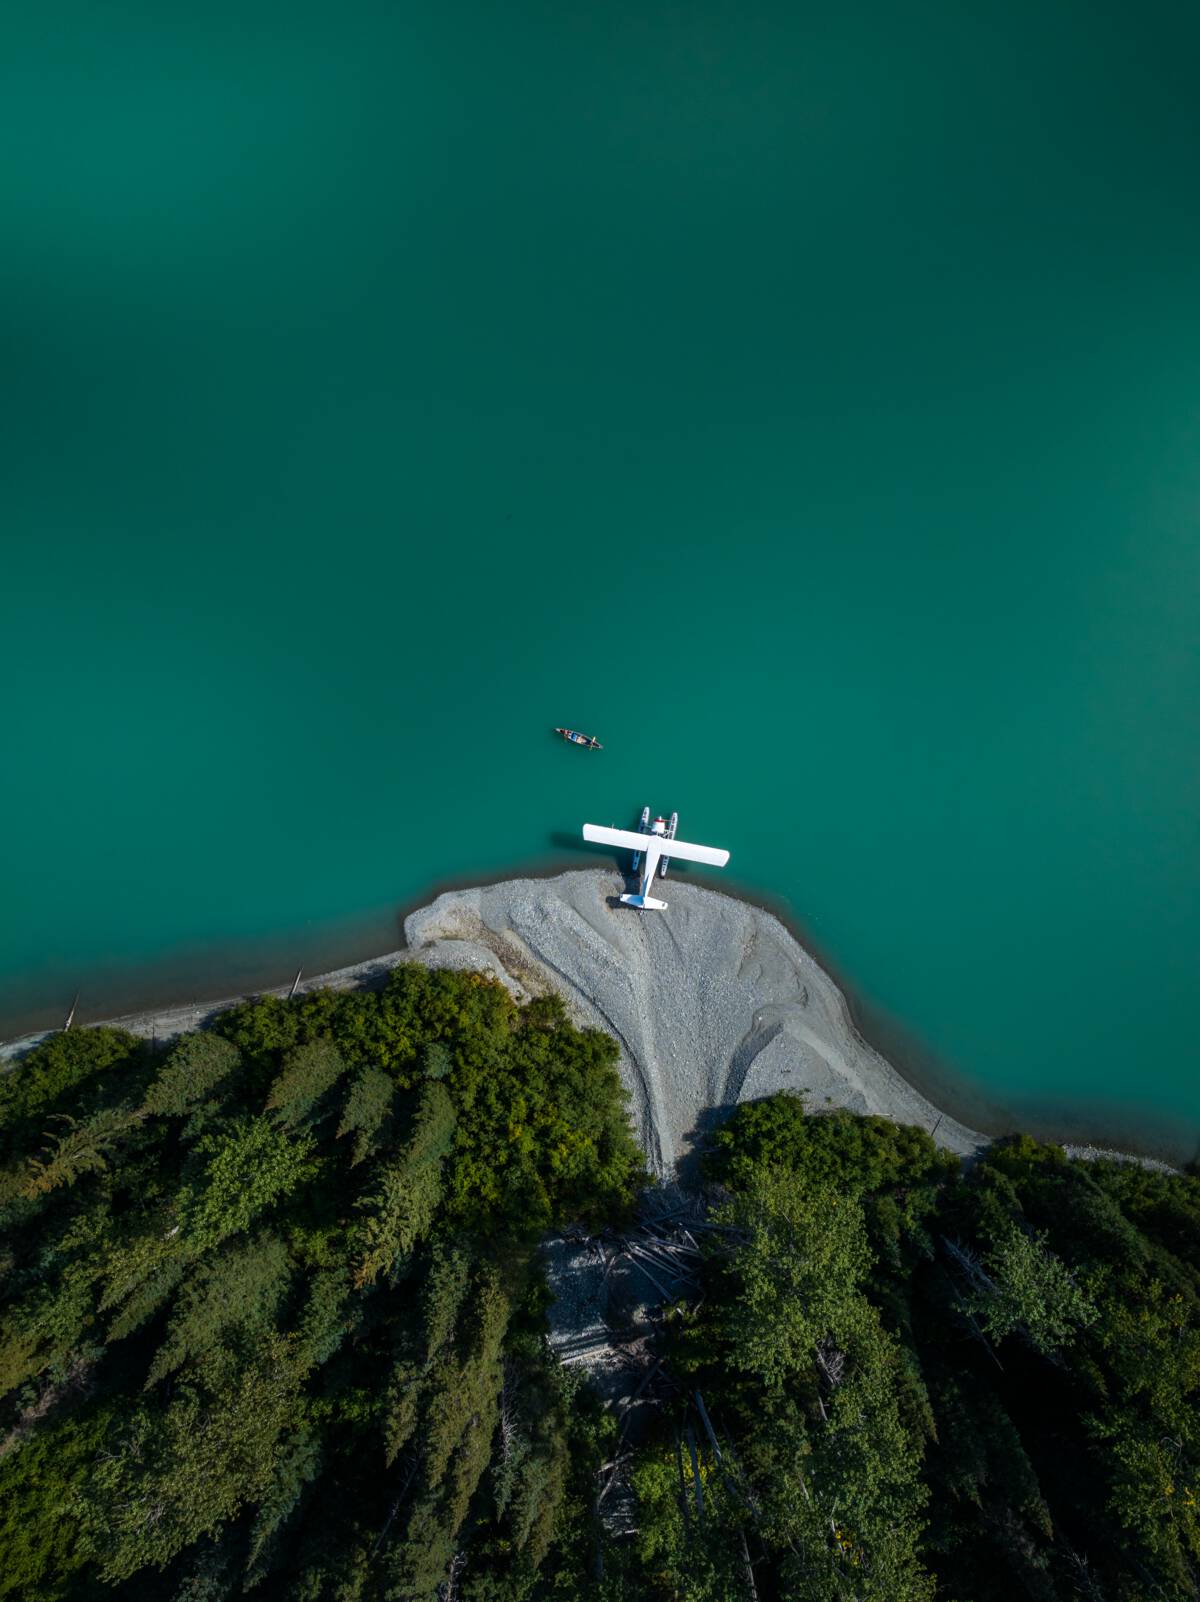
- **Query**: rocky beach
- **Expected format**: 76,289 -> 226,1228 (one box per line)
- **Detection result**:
1,869 -> 1175,1176
402,871 -> 989,1173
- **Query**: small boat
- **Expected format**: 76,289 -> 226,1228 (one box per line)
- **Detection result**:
554,727 -> 602,750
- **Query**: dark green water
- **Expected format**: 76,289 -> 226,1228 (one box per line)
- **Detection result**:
3,1 -> 1198,1152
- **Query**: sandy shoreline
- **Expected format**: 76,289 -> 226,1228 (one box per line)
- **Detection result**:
1,870 -> 1177,1177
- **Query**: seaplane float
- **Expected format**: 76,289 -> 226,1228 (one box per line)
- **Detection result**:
554,727 -> 602,750
582,807 -> 730,910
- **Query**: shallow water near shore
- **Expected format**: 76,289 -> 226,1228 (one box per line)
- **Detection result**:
2,0 -> 1199,1155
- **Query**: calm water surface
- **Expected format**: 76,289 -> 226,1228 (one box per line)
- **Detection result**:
2,1 -> 1198,1153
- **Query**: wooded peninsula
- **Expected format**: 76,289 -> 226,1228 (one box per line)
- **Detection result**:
1,964 -> 1198,1601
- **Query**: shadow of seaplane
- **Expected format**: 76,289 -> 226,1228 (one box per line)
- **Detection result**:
582,807 -> 730,910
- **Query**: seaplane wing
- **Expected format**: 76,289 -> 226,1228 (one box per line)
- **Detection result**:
657,836 -> 730,867
583,824 -> 655,851
581,824 -> 730,867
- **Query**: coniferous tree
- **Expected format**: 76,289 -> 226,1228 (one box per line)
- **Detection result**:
141,1034 -> 241,1121
336,1062 -> 397,1166
264,1039 -> 348,1128
354,1082 -> 455,1288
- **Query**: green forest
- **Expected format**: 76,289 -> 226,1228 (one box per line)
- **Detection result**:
1,965 -> 1198,1601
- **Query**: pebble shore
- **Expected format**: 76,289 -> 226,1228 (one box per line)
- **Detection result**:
1,870 -> 1176,1177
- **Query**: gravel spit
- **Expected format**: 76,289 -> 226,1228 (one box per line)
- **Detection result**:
4,869 -> 1176,1178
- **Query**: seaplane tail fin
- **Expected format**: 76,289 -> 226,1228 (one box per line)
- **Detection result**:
621,892 -> 669,910
657,836 -> 730,867
582,824 -> 654,851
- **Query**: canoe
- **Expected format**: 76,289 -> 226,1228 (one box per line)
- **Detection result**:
554,727 -> 602,750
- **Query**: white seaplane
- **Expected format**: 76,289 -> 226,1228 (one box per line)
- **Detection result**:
582,807 -> 730,910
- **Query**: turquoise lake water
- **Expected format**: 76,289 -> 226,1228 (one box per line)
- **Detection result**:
2,0 -> 1198,1153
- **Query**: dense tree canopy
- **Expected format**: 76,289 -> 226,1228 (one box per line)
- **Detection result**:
0,967 -> 641,1601
622,1101 -> 1200,1602
2,974 -> 1198,1602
